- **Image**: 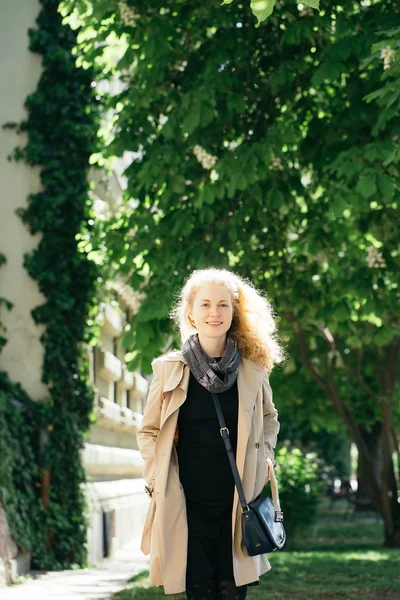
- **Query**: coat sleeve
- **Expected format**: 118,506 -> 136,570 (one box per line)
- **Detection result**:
136,359 -> 164,490
261,370 -> 280,465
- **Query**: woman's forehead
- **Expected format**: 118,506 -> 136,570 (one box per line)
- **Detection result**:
194,282 -> 232,300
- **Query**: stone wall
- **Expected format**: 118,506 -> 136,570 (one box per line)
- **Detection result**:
0,0 -> 47,401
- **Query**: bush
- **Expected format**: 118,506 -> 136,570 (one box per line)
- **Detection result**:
267,445 -> 324,546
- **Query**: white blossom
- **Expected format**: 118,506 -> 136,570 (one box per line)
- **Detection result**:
118,1 -> 139,27
367,245 -> 386,269
174,60 -> 188,72
270,155 -> 284,171
380,46 -> 395,71
193,145 -> 218,170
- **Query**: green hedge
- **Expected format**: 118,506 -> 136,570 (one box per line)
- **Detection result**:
269,446 -> 324,545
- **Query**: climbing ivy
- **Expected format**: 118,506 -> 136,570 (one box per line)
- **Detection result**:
2,0 -> 100,569
0,373 -> 43,557
0,255 -> 43,558
0,253 -> 13,352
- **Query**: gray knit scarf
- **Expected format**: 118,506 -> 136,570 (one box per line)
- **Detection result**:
181,333 -> 241,393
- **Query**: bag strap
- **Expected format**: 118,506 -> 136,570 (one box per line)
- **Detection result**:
211,392 -> 283,517
211,392 -> 248,511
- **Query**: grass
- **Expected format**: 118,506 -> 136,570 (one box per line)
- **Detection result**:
112,498 -> 400,600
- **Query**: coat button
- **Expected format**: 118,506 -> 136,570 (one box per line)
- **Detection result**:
255,442 -> 260,449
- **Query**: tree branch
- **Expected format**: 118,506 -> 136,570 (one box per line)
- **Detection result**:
384,337 -> 400,398
291,315 -> 332,396
322,327 -> 382,403
343,357 -> 381,403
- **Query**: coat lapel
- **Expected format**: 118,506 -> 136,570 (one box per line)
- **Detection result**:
160,357 -> 189,428
236,358 -> 264,480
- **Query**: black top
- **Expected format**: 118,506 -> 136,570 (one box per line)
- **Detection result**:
176,363 -> 239,519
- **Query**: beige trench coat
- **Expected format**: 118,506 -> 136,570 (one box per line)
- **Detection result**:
136,350 -> 280,595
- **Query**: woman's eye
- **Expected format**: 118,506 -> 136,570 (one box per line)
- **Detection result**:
200,303 -> 228,307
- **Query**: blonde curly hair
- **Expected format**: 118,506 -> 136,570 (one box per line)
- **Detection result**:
169,268 -> 286,372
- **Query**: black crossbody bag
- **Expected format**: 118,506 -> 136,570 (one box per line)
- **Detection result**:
211,393 -> 286,556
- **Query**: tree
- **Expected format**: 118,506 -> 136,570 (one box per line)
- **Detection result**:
65,0 -> 400,545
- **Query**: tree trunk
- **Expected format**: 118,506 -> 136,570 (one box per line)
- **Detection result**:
384,450 -> 400,546
391,426 -> 400,494
356,422 -> 382,506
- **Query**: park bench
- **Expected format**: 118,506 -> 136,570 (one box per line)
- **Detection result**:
346,494 -> 381,522
326,480 -> 381,521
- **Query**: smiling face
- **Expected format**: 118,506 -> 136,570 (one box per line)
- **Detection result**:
188,282 -> 234,349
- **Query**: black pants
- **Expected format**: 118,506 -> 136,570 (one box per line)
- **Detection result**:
184,503 -> 248,600
185,575 -> 247,600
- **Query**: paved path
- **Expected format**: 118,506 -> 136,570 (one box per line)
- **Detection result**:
2,539 -> 149,600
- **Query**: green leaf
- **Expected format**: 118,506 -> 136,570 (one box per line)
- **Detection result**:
180,217 -> 193,236
215,182 -> 225,200
182,101 -> 201,134
364,88 -> 385,104
336,160 -> 355,179
345,335 -> 363,349
161,120 -> 175,140
250,0 -> 276,23
252,184 -> 262,203
303,0 -> 320,9
334,302 -> 349,322
228,228 -> 238,242
267,187 -> 284,207
226,178 -> 237,199
374,327 -> 395,347
140,355 -> 153,375
203,186 -> 216,205
221,0 -> 234,4
200,102 -> 214,126
227,95 -> 247,113
330,196 -> 347,218
171,213 -> 189,235
236,173 -> 248,191
312,60 -> 346,86
203,206 -> 214,226
377,175 -> 394,199
170,175 -> 186,195
122,329 -> 135,349
356,175 -> 378,200
364,146 -> 379,163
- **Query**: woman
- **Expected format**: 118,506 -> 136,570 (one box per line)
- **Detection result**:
136,268 -> 284,599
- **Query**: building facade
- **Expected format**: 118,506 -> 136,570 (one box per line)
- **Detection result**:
0,0 -> 149,584
84,296 -> 149,565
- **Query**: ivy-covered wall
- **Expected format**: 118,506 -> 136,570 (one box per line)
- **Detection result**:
0,0 -> 100,569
